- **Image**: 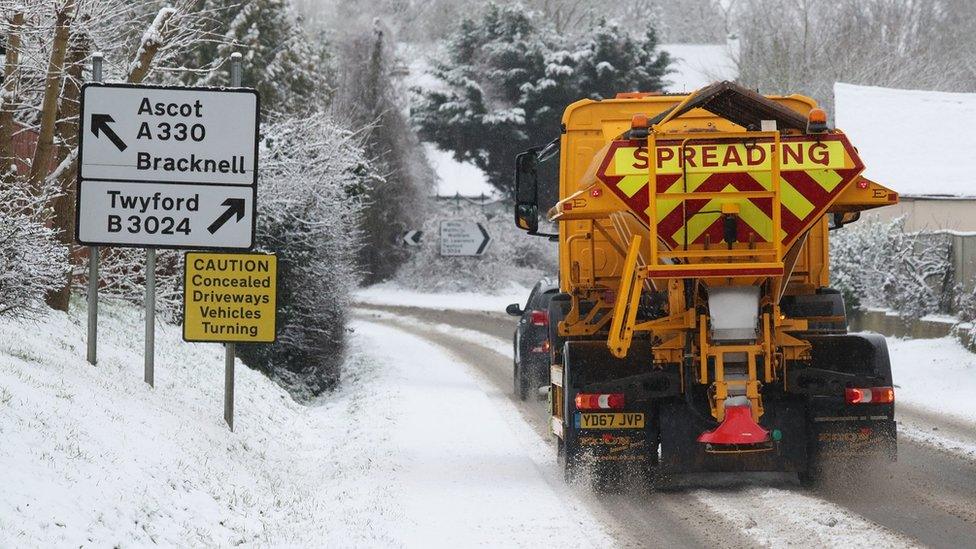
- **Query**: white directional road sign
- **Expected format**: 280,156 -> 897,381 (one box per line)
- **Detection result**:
78,181 -> 252,248
76,83 -> 259,250
439,220 -> 491,256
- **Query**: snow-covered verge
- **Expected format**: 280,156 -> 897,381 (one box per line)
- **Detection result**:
355,282 -> 531,313
0,299 -> 612,547
887,336 -> 976,424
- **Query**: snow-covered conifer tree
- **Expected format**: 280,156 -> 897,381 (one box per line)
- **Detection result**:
413,3 -> 671,196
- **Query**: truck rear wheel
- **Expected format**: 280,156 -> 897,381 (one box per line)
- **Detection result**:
556,433 -> 585,483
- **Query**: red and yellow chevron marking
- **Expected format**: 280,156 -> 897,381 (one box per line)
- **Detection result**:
595,135 -> 864,250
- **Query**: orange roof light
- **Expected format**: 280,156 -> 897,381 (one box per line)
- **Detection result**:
631,114 -> 649,129
807,108 -> 828,133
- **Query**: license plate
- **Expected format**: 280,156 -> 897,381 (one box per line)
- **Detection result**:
577,412 -> 645,429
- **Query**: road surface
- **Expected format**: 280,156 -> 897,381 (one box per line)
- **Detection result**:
355,303 -> 976,548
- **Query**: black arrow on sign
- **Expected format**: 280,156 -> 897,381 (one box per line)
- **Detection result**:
475,223 -> 491,255
208,198 -> 246,234
90,114 -> 127,152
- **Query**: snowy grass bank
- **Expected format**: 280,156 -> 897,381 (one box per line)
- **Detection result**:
0,298 -> 612,547
0,298 -> 398,546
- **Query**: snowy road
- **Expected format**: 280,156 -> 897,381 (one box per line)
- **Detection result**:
354,303 -> 976,548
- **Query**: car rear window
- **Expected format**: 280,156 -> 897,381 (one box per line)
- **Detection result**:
534,290 -> 557,309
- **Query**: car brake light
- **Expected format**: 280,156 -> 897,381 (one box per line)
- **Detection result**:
530,310 -> 548,326
531,339 -> 551,353
845,386 -> 894,404
575,393 -> 625,410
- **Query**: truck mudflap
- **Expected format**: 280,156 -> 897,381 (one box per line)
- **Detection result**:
575,426 -> 657,464
562,341 -> 676,465
659,397 -> 810,474
809,418 -> 897,460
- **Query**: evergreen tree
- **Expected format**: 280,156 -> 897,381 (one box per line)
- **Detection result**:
173,0 -> 333,116
413,4 -> 671,196
335,21 -> 432,284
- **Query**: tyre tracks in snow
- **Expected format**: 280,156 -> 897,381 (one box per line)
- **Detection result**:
353,304 -> 976,548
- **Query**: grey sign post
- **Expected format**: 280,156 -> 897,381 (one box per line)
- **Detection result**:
439,220 -> 491,256
225,52 -> 243,432
145,248 -> 155,386
86,53 -> 103,366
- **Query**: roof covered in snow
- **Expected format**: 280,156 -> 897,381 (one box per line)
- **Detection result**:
659,42 -> 739,94
835,82 -> 976,198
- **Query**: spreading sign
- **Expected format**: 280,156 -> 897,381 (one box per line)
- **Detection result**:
596,134 -> 864,250
183,252 -> 277,343
439,220 -> 491,256
76,83 -> 259,249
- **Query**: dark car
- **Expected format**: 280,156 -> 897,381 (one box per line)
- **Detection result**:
506,278 -> 558,400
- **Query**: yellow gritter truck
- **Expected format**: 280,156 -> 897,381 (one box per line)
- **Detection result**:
513,81 -> 899,486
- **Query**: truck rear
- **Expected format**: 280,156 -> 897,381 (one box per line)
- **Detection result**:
513,82 -> 899,486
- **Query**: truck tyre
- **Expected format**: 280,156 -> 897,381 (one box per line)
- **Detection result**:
558,340 -> 586,483
798,449 -> 824,488
556,433 -> 584,483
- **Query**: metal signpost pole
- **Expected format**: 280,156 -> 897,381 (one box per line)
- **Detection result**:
87,53 -> 103,366
144,248 -> 155,386
225,342 -> 235,431
225,52 -> 243,431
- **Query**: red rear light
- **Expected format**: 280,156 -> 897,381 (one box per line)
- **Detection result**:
575,393 -> 625,410
530,339 -> 551,353
845,386 -> 894,404
530,310 -> 549,326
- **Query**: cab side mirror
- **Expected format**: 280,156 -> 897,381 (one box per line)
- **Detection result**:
506,303 -> 524,317
514,150 -> 539,233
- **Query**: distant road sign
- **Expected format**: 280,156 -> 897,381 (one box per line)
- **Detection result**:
402,230 -> 423,246
183,252 -> 277,343
439,220 -> 491,256
75,83 -> 259,249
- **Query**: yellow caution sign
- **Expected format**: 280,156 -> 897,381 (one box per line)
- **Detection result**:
183,252 -> 277,343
